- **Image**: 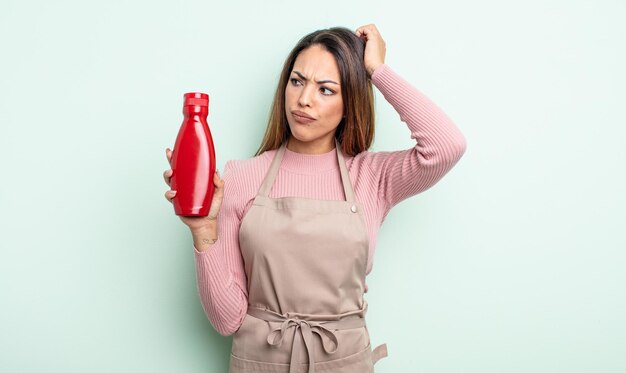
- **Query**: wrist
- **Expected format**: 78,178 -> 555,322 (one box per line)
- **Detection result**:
191,224 -> 219,252
190,220 -> 217,235
368,63 -> 384,77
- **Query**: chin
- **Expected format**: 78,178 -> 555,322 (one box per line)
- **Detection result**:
288,130 -> 311,143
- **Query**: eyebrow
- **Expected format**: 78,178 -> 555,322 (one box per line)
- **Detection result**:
292,70 -> 340,85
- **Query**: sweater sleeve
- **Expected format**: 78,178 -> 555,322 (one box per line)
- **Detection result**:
193,160 -> 249,336
364,64 -> 467,219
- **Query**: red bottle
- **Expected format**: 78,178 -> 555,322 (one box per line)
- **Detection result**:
170,92 -> 216,216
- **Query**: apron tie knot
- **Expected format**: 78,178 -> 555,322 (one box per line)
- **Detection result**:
247,307 -> 367,373
266,318 -> 339,373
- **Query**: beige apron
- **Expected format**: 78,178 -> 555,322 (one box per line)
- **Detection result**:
229,138 -> 388,373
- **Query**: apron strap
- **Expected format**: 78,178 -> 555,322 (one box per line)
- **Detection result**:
258,141 -> 286,197
257,138 -> 356,203
334,138 -> 356,203
371,343 -> 388,365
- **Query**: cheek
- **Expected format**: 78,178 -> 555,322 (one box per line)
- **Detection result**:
327,98 -> 344,118
284,88 -> 290,104
284,86 -> 295,104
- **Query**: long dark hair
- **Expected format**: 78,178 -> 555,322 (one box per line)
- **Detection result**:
255,27 -> 375,157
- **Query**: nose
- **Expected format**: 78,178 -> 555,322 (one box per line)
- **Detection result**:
297,85 -> 313,107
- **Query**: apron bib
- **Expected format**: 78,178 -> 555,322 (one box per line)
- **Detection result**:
229,139 -> 388,373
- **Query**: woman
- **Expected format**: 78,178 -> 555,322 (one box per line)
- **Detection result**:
163,24 -> 466,372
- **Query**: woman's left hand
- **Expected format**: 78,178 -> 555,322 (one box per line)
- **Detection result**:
355,24 -> 386,76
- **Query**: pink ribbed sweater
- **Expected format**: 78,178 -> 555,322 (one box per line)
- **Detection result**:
193,64 -> 467,336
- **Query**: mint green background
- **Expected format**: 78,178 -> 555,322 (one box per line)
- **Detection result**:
1,0 -> 624,372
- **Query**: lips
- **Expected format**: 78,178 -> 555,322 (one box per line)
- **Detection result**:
292,110 -> 315,120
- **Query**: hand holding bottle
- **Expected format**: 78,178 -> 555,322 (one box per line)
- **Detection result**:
164,147 -> 225,236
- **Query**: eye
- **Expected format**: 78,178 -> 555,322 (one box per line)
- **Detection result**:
320,87 -> 334,96
290,78 -> 302,86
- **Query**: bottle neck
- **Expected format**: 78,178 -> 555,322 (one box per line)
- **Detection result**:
183,106 -> 208,118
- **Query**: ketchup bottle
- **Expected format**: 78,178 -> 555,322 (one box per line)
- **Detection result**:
170,92 -> 216,216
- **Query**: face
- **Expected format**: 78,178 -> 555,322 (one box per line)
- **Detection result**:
284,44 -> 344,153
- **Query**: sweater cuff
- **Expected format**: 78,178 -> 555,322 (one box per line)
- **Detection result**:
370,63 -> 390,83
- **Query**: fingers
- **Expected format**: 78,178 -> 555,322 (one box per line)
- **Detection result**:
165,147 -> 173,165
355,23 -> 386,76
164,190 -> 176,203
355,24 -> 379,38
164,147 -> 173,186
164,169 -> 222,210
163,169 -> 173,186
164,147 -> 175,203
356,25 -> 383,45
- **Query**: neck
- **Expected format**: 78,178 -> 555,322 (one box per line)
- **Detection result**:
286,136 -> 335,154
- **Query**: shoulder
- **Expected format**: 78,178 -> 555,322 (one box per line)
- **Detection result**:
347,149 -> 388,173
343,150 -> 383,187
222,149 -> 277,196
225,149 -> 275,175
345,148 -> 407,185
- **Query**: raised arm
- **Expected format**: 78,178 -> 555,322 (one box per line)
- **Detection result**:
364,63 -> 467,218
354,25 -> 466,220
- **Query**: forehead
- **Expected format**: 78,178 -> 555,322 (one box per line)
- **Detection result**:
292,45 -> 340,79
